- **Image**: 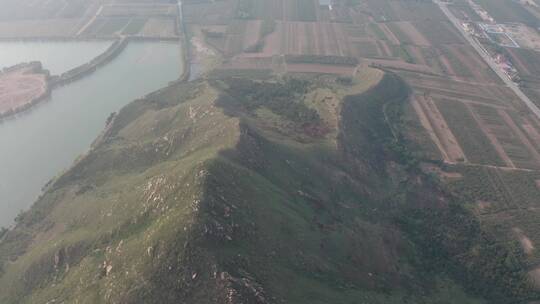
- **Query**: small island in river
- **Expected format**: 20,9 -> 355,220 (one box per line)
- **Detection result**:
0,62 -> 50,119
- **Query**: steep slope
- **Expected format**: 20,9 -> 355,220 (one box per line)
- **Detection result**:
0,69 -> 534,303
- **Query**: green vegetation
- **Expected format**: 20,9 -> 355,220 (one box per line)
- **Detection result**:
296,0 -> 317,22
399,201 -> 533,303
245,18 -> 276,53
369,23 -> 388,41
386,23 -> 411,44
218,77 -> 326,136
260,18 -> 276,37
391,45 -> 415,63
445,165 -> 540,265
435,98 -> 505,166
0,70 -> 536,303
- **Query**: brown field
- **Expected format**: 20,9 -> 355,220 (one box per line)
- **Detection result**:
364,0 -> 446,22
0,0 -> 91,21
401,73 -> 511,105
413,20 -> 464,45
223,20 -> 249,56
350,39 -> 382,58
139,18 -> 176,37
258,21 -> 351,57
448,4 -> 482,22
285,63 -> 356,75
367,58 -> 435,74
219,56 -> 355,77
183,1 -> 235,25
80,3 -> 178,38
0,19 -> 81,38
387,21 -> 430,46
232,0 -> 319,22
0,0 -> 180,39
376,23 -> 400,45
99,3 -> 177,17
376,40 -> 393,57
439,44 -> 498,82
0,66 -> 48,115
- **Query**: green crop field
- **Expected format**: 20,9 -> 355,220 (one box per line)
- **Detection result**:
391,45 -> 415,63
472,104 -> 539,169
368,23 -> 388,41
435,99 -> 505,166
386,23 -> 412,44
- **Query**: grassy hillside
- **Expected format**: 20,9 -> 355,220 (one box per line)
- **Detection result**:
0,69 -> 535,303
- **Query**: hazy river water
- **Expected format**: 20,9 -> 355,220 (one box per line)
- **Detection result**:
0,40 -> 112,75
0,41 -> 183,226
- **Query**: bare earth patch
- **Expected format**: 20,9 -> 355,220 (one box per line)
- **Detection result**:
0,63 -> 48,116
529,267 -> 540,288
513,227 -> 535,255
476,200 -> 492,212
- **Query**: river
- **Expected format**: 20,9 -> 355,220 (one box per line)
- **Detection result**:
0,40 -> 113,75
0,41 -> 183,227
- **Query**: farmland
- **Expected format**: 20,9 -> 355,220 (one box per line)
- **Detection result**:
447,165 -> 540,266
474,0 -> 539,27
315,0 -> 540,287
0,0 -> 180,39
79,3 -> 179,38
236,0 -> 318,21
436,98 -> 505,166
1,0 -> 540,302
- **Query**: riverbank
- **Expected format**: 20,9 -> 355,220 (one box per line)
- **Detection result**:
0,37 -> 153,120
0,39 -> 127,120
0,42 -> 184,227
49,37 -> 128,87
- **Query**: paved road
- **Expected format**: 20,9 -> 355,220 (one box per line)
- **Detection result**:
435,0 -> 540,119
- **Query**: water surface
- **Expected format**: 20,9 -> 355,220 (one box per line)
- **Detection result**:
0,41 -> 183,226
0,40 -> 112,75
